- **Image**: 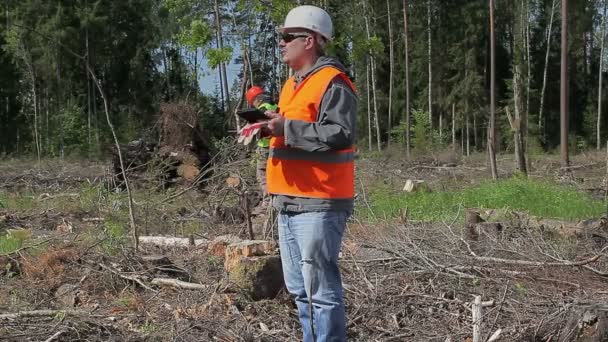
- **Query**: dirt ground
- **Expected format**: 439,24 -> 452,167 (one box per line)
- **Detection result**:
1,150 -> 608,341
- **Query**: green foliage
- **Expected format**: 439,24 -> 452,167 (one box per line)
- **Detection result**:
102,217 -> 127,254
389,120 -> 408,145
178,19 -> 212,50
360,176 -> 605,222
206,47 -> 233,69
0,231 -> 28,254
59,101 -> 88,156
410,109 -> 446,153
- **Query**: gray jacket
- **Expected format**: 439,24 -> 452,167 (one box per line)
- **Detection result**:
272,56 -> 358,213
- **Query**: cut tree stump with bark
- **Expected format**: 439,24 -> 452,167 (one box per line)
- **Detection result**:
228,255 -> 283,300
224,240 -> 275,272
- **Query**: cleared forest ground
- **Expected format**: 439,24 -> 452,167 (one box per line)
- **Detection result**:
1,150 -> 607,341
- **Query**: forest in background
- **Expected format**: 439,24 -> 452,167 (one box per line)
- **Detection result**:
0,0 -> 606,163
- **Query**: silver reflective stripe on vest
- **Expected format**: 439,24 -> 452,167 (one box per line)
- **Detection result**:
269,148 -> 354,164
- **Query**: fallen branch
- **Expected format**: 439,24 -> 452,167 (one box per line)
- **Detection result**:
468,245 -> 608,267
151,278 -> 211,290
138,236 -> 208,248
0,309 -> 87,320
487,329 -> 502,342
97,262 -> 157,293
43,330 -> 67,342
559,162 -> 599,171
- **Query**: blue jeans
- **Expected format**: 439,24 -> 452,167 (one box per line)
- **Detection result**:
278,210 -> 349,342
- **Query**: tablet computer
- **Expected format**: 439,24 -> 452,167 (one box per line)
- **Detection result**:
237,108 -> 269,123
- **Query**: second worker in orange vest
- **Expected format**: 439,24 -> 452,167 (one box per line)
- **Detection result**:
264,5 -> 357,342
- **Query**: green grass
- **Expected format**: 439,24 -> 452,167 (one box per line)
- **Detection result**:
0,232 -> 27,255
0,191 -> 35,210
360,176 -> 605,222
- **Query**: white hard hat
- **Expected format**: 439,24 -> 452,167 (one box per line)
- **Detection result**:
281,5 -> 333,41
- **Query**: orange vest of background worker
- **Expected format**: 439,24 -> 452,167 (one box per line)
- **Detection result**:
266,66 -> 355,199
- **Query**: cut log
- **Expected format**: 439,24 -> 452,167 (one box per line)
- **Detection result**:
403,179 -> 430,193
151,278 -> 210,290
138,236 -> 208,248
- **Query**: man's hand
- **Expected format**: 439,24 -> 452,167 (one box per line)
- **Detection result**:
265,111 -> 285,137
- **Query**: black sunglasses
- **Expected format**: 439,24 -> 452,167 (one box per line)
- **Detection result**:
280,32 -> 311,43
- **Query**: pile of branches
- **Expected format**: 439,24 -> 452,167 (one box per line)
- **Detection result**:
340,210 -> 608,341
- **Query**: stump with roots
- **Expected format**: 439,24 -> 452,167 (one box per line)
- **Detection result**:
109,102 -> 212,190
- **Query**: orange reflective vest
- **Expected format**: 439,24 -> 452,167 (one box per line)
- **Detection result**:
266,66 -> 356,199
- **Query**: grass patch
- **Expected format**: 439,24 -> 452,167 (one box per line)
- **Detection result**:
0,191 -> 35,210
0,230 -> 32,254
360,176 -> 605,222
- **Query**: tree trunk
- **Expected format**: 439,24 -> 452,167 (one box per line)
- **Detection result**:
489,0 -> 498,180
512,66 -> 528,175
403,0 -> 411,158
427,0 -> 433,129
525,0 -> 531,141
25,54 -> 41,163
466,111 -> 470,156
45,87 -> 49,154
512,0 -> 528,175
452,103 -> 456,152
560,0 -> 569,167
364,6 -> 381,152
539,0 -> 557,142
387,0 -> 394,147
367,59 -> 372,152
371,57 -> 381,152
214,0 -> 231,116
86,11 -> 91,153
472,115 -> 478,150
598,0 -> 607,150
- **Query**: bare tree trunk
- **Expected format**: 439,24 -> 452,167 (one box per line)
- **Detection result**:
367,59 -> 372,152
85,5 -> 91,154
56,51 -> 64,159
403,0 -> 411,158
489,0 -> 498,180
194,48 -> 199,98
45,87 -> 49,154
27,60 -> 41,163
598,0 -> 607,150
560,0 -> 569,167
512,66 -> 528,175
364,6 -> 381,152
525,0 -> 531,141
427,0 -> 433,129
539,0 -> 557,141
214,0 -> 231,116
466,111 -> 470,156
472,116 -> 477,150
452,103 -> 456,151
387,0 -> 394,147
371,57 -> 381,152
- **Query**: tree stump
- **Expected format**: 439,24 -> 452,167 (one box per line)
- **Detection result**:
465,209 -> 483,241
228,256 -> 284,300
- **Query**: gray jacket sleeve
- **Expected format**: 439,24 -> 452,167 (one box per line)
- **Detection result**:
283,77 -> 357,152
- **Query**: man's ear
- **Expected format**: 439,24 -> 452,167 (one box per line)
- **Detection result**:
305,36 -> 316,51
